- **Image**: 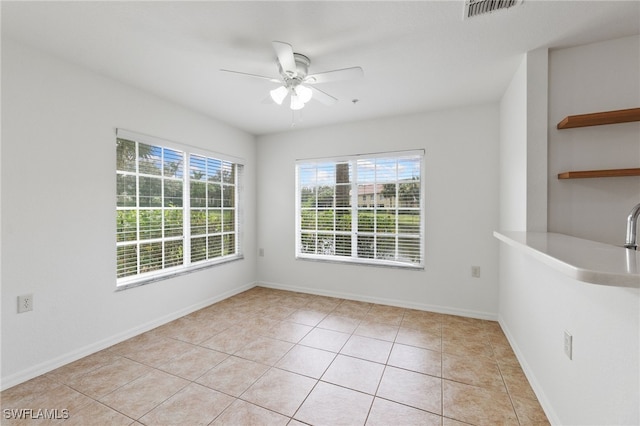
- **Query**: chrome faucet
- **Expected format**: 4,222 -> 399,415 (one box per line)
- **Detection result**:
624,202 -> 640,250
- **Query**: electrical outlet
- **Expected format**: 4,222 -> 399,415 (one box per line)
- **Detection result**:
259,248 -> 265,257
471,266 -> 481,278
564,330 -> 573,360
18,294 -> 34,313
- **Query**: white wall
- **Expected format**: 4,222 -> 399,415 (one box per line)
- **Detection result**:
1,39 -> 257,388
499,55 -> 528,231
498,36 -> 640,425
257,104 -> 500,318
525,48 -> 549,232
499,48 -> 548,232
548,35 -> 640,245
499,245 -> 639,425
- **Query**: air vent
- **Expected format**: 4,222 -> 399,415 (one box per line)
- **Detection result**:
464,0 -> 523,19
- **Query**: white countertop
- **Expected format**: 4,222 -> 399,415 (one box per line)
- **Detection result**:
494,231 -> 640,287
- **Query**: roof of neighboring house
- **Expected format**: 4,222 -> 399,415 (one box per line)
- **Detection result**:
357,184 -> 384,196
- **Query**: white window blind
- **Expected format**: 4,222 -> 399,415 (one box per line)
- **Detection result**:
296,150 -> 424,268
188,154 -> 237,263
116,130 -> 243,287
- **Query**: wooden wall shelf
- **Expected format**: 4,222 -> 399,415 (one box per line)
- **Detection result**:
558,168 -> 640,179
557,107 -> 640,129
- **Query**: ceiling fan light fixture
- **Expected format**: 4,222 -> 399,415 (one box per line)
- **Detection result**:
290,94 -> 305,110
296,85 -> 313,104
270,86 -> 288,105
222,41 -> 363,115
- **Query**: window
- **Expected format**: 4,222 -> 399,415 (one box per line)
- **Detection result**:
296,150 -> 424,268
116,130 -> 242,287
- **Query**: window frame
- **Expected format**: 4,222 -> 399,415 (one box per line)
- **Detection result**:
116,129 -> 244,289
295,150 -> 425,269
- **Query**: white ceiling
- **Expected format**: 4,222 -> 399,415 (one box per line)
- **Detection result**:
2,1 -> 639,136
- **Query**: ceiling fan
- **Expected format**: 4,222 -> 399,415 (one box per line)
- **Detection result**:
221,41 -> 364,111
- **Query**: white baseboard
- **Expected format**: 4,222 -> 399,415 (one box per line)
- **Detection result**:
257,281 -> 498,321
1,282 -> 257,391
498,314 -> 560,426
2,280 -> 497,391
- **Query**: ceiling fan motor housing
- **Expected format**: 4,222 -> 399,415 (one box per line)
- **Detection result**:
279,53 -> 310,83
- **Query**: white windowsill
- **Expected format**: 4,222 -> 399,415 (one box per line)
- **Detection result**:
296,255 -> 424,271
116,255 -> 244,291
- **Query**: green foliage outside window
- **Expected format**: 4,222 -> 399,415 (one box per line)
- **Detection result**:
116,137 -> 238,281
297,155 -> 422,266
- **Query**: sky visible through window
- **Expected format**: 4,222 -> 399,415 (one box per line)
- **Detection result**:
299,157 -> 420,187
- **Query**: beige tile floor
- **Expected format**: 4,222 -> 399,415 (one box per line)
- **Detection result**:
1,287 -> 549,425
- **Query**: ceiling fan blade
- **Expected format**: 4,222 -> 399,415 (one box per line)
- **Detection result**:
305,67 -> 364,84
309,86 -> 338,106
272,41 -> 297,77
220,69 -> 281,83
